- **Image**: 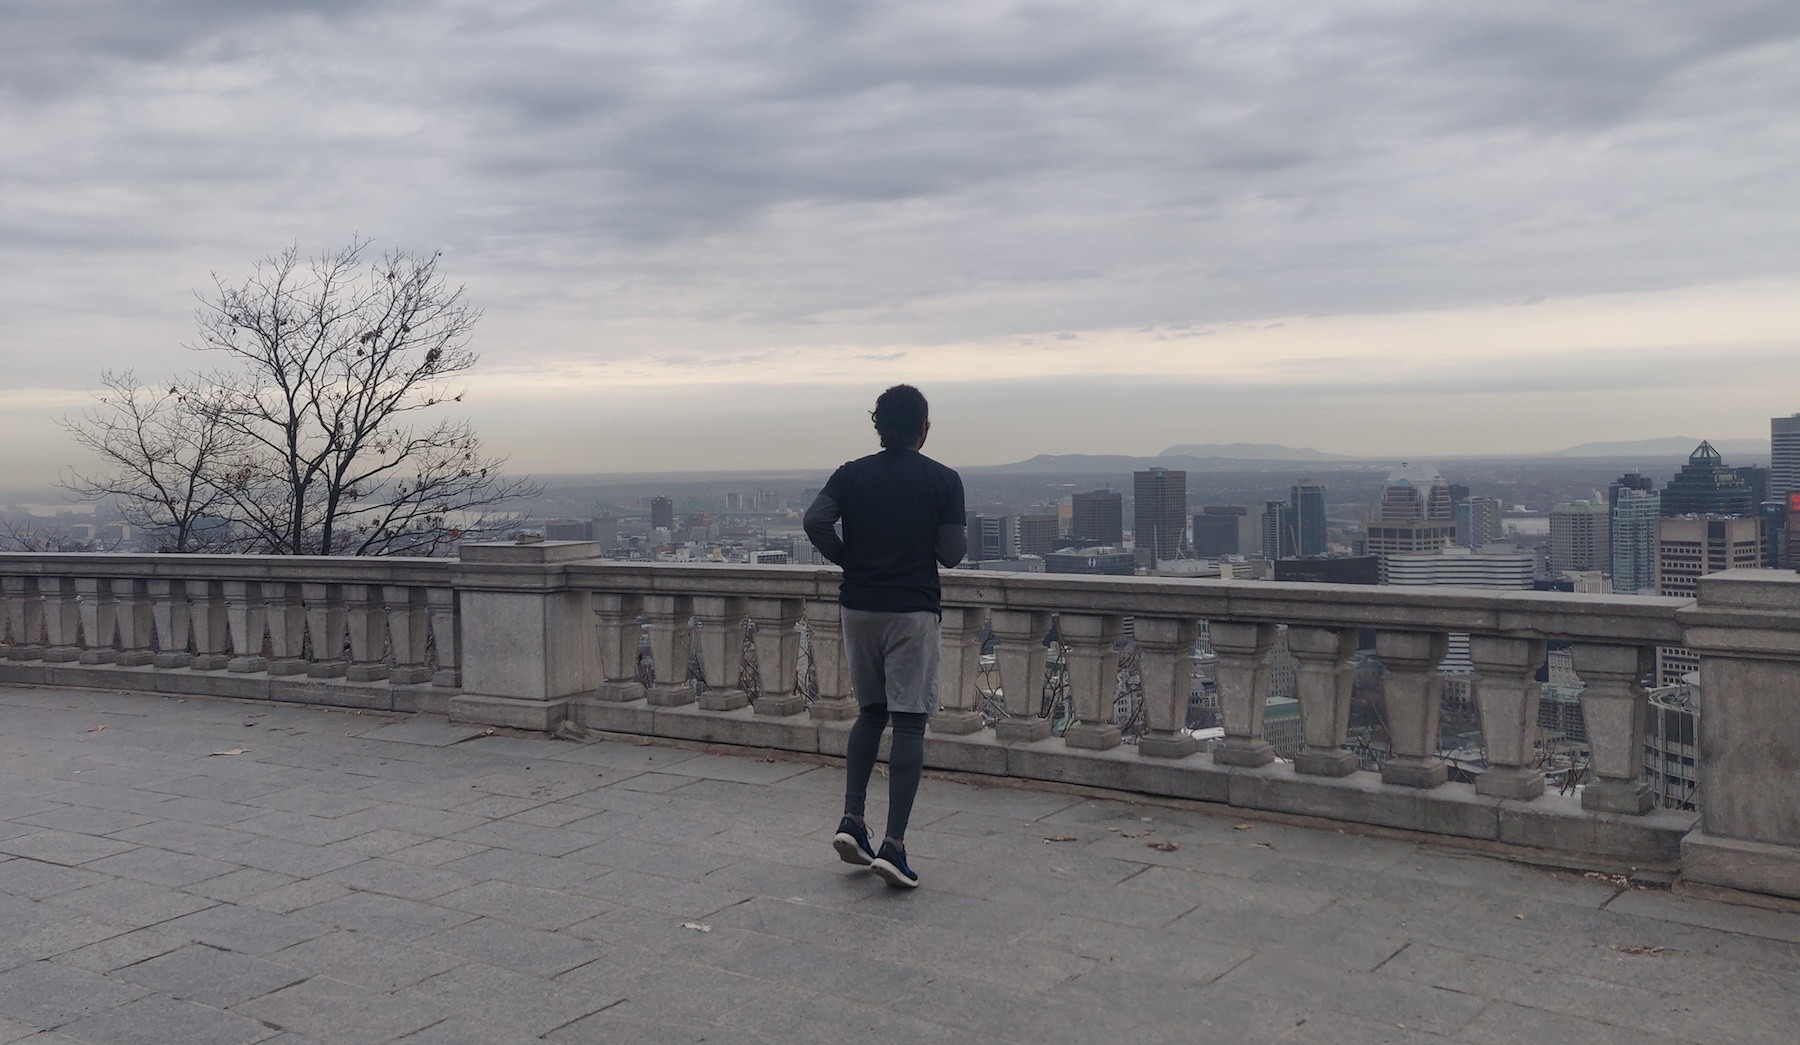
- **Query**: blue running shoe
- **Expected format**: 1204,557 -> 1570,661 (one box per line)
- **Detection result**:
871,840 -> 919,889
833,816 -> 876,866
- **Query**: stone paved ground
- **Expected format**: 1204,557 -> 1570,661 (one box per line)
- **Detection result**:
0,685 -> 1795,1043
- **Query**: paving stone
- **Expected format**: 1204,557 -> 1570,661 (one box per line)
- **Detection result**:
13,806 -> 158,837
243,880 -> 355,915
570,869 -> 751,920
317,858 -> 482,902
547,1003 -> 750,1045
1454,1000 -> 1691,1045
450,819 -> 602,858
111,943 -> 307,1009
0,959 -> 150,1028
241,788 -> 376,819
326,829 -> 435,859
0,830 -> 139,867
232,975 -> 452,1045
293,891 -> 478,942
437,848 -> 605,891
391,1014 -> 547,1045
398,961 -> 615,1036
352,720 -> 490,748
56,992 -> 273,1045
434,880 -> 613,931
267,931 -> 465,993
1219,951 -> 1487,1037
159,903 -> 329,956
43,879 -> 218,928
384,840 -> 492,868
0,858 -> 113,899
503,801 -> 610,828
79,847 -> 241,888
419,918 -> 603,977
183,868 -> 296,903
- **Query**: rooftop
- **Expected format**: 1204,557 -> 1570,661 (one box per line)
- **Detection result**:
2,684 -> 1793,1044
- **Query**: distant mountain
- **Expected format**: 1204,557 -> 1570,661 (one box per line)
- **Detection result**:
973,450 -> 1373,474
1158,442 -> 1349,461
1550,437 -> 1768,458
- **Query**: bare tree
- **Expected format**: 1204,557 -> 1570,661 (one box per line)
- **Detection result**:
63,241 -> 538,556
59,371 -> 242,552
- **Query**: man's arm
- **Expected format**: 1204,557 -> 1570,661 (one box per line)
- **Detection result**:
934,470 -> 967,568
803,492 -> 846,565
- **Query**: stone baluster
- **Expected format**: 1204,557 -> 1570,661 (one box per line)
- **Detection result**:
1137,616 -> 1201,758
74,577 -> 118,664
1470,636 -> 1548,799
1290,626 -> 1360,777
112,579 -> 155,666
1375,629 -> 1450,788
932,605 -> 987,734
749,597 -> 806,716
384,586 -> 431,684
344,584 -> 389,681
1210,621 -> 1278,766
1060,612 -> 1123,749
693,595 -> 750,711
222,580 -> 268,673
3,577 -> 45,660
644,594 -> 695,706
991,609 -> 1051,742
302,583 -> 348,678
428,587 -> 463,689
590,592 -> 642,701
41,577 -> 82,663
265,583 -> 308,675
1571,642 -> 1655,814
147,579 -> 190,668
803,600 -> 855,721
187,581 -> 230,670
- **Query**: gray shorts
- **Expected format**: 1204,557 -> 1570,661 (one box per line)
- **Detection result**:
841,608 -> 941,715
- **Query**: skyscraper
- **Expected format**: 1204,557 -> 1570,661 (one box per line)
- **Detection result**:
650,496 -> 675,531
1192,512 -> 1241,557
1365,463 -> 1455,575
1607,472 -> 1655,509
1070,490 -> 1123,546
1016,514 -> 1059,556
1549,501 -> 1610,573
1454,496 -> 1503,548
1610,488 -> 1661,594
1774,414 -> 1800,503
1290,480 -> 1327,556
1661,442 -> 1755,517
1133,468 -> 1188,562
1260,500 -> 1296,559
1656,514 -> 1763,683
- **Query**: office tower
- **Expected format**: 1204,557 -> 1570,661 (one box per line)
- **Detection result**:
1660,442 -> 1754,516
1774,414 -> 1800,503
1016,514 -> 1059,557
650,496 -> 675,531
1607,472 -> 1655,513
1290,480 -> 1327,556
969,514 -> 1019,561
1453,496 -> 1503,549
1549,501 -> 1610,572
1656,515 -> 1763,683
1366,464 -> 1455,574
1610,489 -> 1660,594
1193,512 -> 1241,557
1260,501 -> 1296,559
542,519 -> 590,541
1070,490 -> 1123,545
1133,468 -> 1188,562
1386,545 -> 1536,673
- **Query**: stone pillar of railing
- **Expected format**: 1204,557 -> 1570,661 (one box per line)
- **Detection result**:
749,597 -> 806,717
385,586 -> 431,685
343,584 -> 389,682
644,594 -> 695,707
1136,616 -> 1200,758
450,541 -> 604,731
113,579 -> 155,667
1376,629 -> 1449,788
74,578 -> 117,664
427,587 -> 462,689
1570,642 -> 1655,814
694,596 -> 750,711
1061,612 -> 1123,750
302,583 -> 348,678
41,577 -> 81,663
926,605 -> 985,734
1678,569 -> 1800,901
991,609 -> 1050,742
803,601 -> 855,722
265,583 -> 308,676
188,581 -> 230,671
1290,626 -> 1359,777
590,592 -> 642,702
1210,621 -> 1277,767
147,579 -> 190,668
1469,635 -> 1547,800
0,576 -> 31,659
223,580 -> 268,673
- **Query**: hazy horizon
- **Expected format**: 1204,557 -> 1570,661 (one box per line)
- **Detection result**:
5,3 -> 1798,487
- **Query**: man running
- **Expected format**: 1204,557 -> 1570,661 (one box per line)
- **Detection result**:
803,385 -> 966,888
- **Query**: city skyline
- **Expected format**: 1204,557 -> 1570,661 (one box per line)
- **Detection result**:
5,4 -> 1800,486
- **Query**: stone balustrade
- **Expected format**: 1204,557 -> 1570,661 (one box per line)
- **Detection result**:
5,544 -> 1800,906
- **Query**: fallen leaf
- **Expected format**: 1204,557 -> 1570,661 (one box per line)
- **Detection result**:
1513,914 -> 1525,920
85,724 -> 105,733
1251,842 -> 1273,848
681,922 -> 712,933
1106,827 -> 1121,833
1043,835 -> 1078,843
1147,841 -> 1180,852
1139,817 -> 1152,823
1233,823 -> 1254,830
1611,944 -> 1673,957
209,748 -> 249,757
1121,830 -> 1151,838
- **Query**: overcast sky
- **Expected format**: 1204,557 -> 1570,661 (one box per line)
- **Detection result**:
4,0 -> 1800,486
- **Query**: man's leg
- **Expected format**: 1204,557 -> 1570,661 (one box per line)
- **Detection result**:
870,611 -> 939,888
884,711 -> 928,844
834,609 -> 888,865
843,701 -> 888,824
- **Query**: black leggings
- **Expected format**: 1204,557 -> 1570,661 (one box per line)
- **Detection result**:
843,704 -> 927,844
